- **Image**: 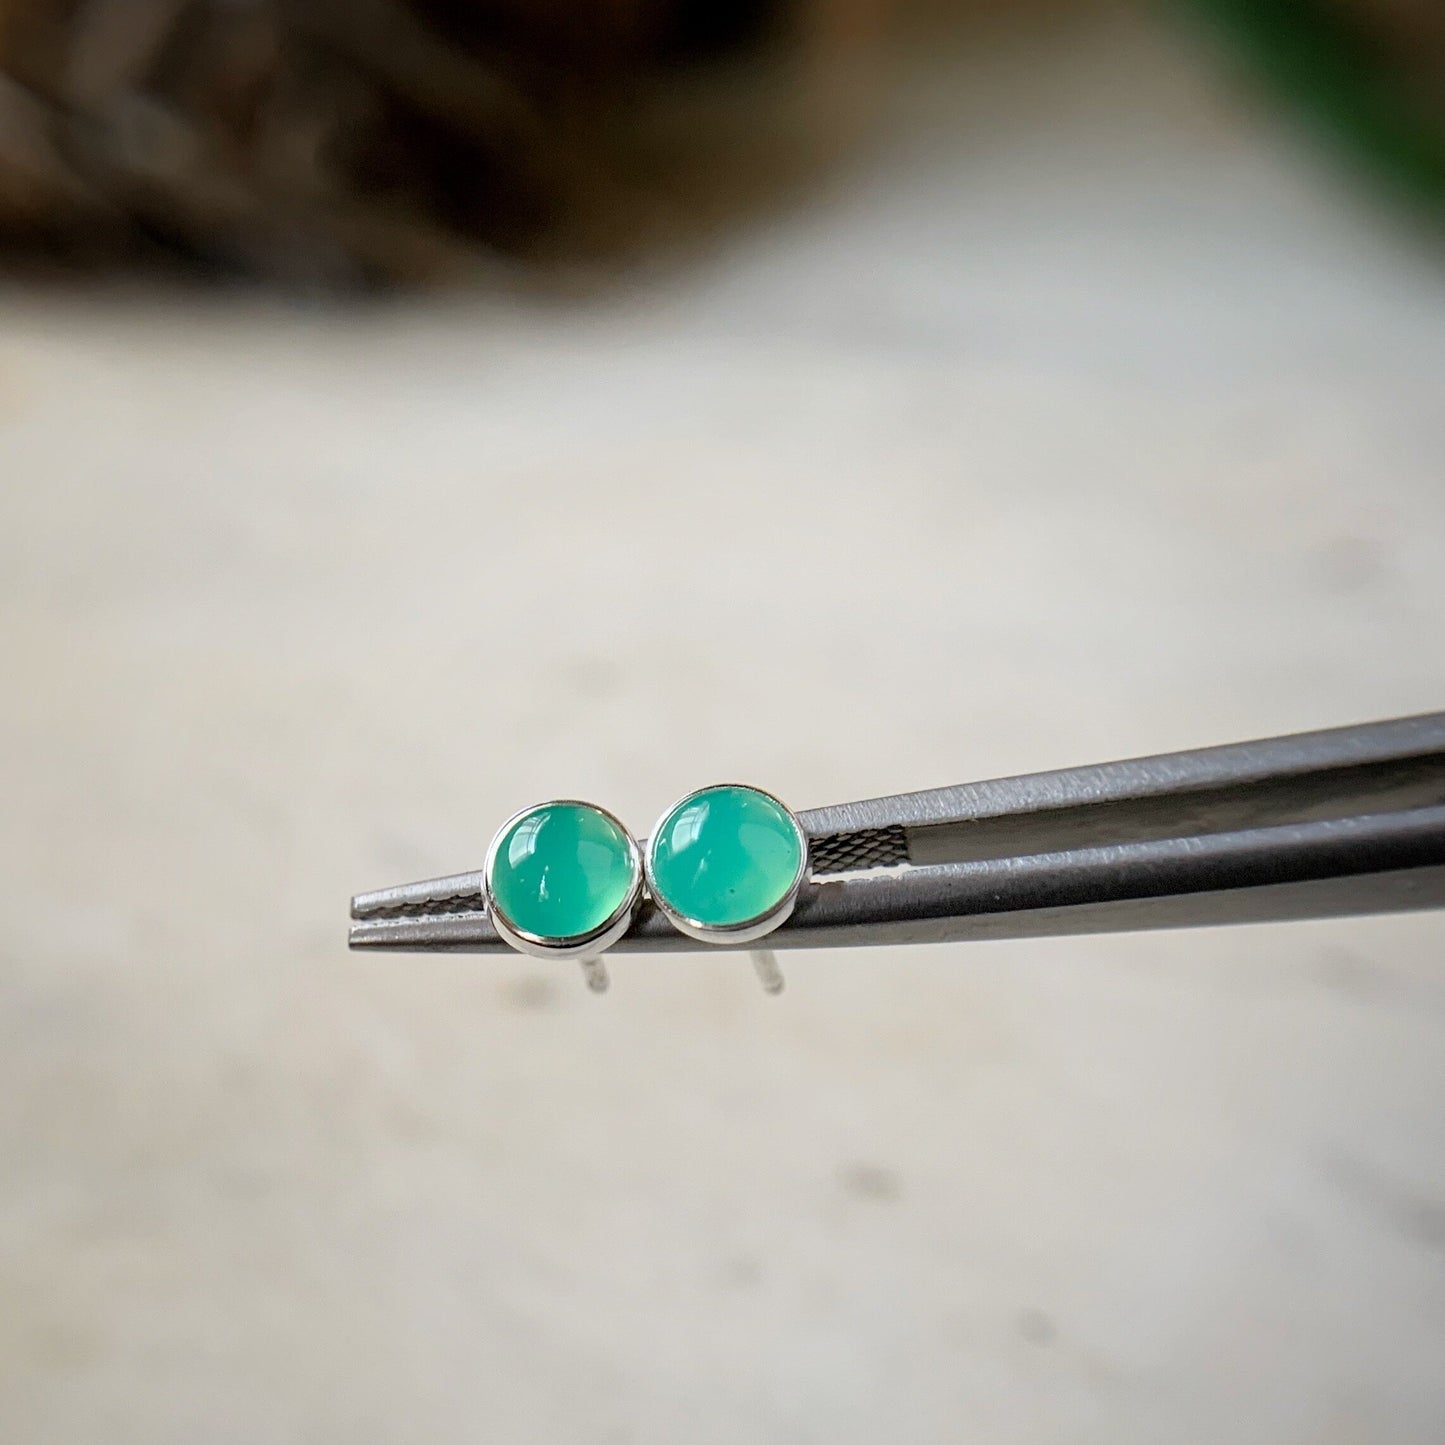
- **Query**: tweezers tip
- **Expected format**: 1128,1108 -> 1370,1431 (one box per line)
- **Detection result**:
350,889 -> 382,921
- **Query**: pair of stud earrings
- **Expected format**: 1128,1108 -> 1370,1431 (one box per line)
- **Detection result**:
483,784 -> 808,995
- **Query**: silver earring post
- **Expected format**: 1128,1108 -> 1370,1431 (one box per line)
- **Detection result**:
578,955 -> 610,993
750,949 -> 784,995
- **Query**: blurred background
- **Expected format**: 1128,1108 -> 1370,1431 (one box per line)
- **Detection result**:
2,1 -> 1444,1442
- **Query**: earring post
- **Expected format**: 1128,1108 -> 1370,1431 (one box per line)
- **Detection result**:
750,950 -> 785,995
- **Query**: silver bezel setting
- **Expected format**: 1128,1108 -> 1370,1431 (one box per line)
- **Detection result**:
484,800 -> 643,961
643,783 -> 810,946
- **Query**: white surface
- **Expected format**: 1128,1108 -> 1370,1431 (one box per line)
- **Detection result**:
2,14 -> 1444,1444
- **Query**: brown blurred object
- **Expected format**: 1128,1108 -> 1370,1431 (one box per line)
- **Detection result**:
0,0 -> 888,283
2,0 -> 1441,284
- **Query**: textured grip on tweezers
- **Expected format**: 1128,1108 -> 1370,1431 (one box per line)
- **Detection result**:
367,890 -> 486,919
808,825 -> 909,874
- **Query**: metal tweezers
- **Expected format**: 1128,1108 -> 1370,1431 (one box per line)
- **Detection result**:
350,713 -> 1445,957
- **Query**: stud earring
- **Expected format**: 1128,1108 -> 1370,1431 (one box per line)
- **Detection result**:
484,800 -> 643,993
644,784 -> 808,995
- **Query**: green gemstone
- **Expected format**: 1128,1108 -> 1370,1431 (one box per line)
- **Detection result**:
648,785 -> 804,930
488,802 -> 636,944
